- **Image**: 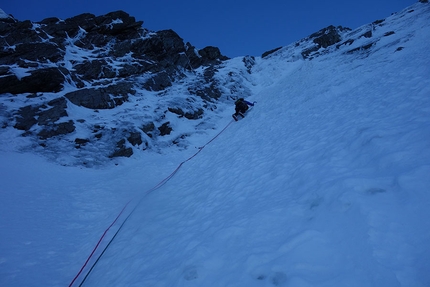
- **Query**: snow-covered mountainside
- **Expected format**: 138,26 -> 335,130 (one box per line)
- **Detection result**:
0,10 -> 243,166
0,1 -> 426,167
0,1 -> 429,287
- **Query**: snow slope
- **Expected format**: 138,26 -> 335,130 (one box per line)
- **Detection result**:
1,2 -> 430,287
0,9 -> 10,19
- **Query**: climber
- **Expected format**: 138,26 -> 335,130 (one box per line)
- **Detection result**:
232,98 -> 255,121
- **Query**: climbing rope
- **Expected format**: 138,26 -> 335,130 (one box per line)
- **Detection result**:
69,118 -> 235,287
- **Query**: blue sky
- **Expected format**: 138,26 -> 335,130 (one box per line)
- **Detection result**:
1,0 -> 417,57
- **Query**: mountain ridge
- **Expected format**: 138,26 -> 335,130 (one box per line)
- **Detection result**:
0,1 -> 428,166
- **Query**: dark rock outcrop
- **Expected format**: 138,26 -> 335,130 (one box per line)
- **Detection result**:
141,122 -> 155,138
65,82 -> 135,109
186,43 -> 230,68
0,9 -> 233,163
310,25 -> 344,48
301,25 -> 351,59
168,107 -> 204,120
74,60 -> 117,81
127,132 -> 143,146
0,42 -> 63,65
198,46 -> 229,64
158,122 -> 172,136
262,47 -> 282,58
143,72 -> 172,91
38,97 -> 68,125
0,67 -> 66,94
110,139 -> 133,158
0,9 -> 229,97
243,56 -> 256,73
14,105 -> 40,131
37,120 -> 75,139
14,97 -> 68,131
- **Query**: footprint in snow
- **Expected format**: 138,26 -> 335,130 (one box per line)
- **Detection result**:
256,271 -> 287,286
183,266 -> 198,281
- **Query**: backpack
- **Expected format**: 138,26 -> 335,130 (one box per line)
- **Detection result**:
235,99 -> 248,112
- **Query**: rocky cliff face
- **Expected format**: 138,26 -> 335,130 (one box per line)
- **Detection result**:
0,11 -> 229,93
0,10 -> 247,166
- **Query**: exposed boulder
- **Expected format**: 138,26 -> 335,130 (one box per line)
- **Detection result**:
198,46 -> 229,64
142,72 -> 172,91
124,29 -> 194,78
186,43 -> 230,68
127,132 -> 143,146
110,138 -> 133,158
0,67 -> 65,94
74,138 -> 90,148
362,30 -> 373,38
14,105 -> 39,131
141,122 -> 155,138
74,59 -> 117,81
65,82 -> 135,109
168,107 -> 204,120
14,97 -> 71,134
310,25 -> 347,48
184,108 -> 204,120
301,25 -> 351,59
133,29 -> 186,63
38,120 -> 75,139
158,122 -> 172,136
37,97 -> 68,125
92,10 -> 143,38
0,42 -> 64,65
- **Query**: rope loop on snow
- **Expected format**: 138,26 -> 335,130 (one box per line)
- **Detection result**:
69,118 -> 235,287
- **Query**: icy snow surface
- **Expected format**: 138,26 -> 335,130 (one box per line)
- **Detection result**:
1,3 -> 430,287
0,8 -> 9,19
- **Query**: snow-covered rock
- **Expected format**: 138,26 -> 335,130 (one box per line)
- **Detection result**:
0,10 -> 235,165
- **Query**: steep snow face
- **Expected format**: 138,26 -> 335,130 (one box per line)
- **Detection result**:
0,2 -> 430,287
0,8 -> 9,19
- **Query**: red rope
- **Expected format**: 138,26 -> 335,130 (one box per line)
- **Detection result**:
68,118 -> 235,286
68,200 -> 131,287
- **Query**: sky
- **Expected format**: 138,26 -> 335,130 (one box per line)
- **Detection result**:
1,0 -> 417,58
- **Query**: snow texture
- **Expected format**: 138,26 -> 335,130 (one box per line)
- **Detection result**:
0,2 -> 430,287
0,8 -> 10,19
